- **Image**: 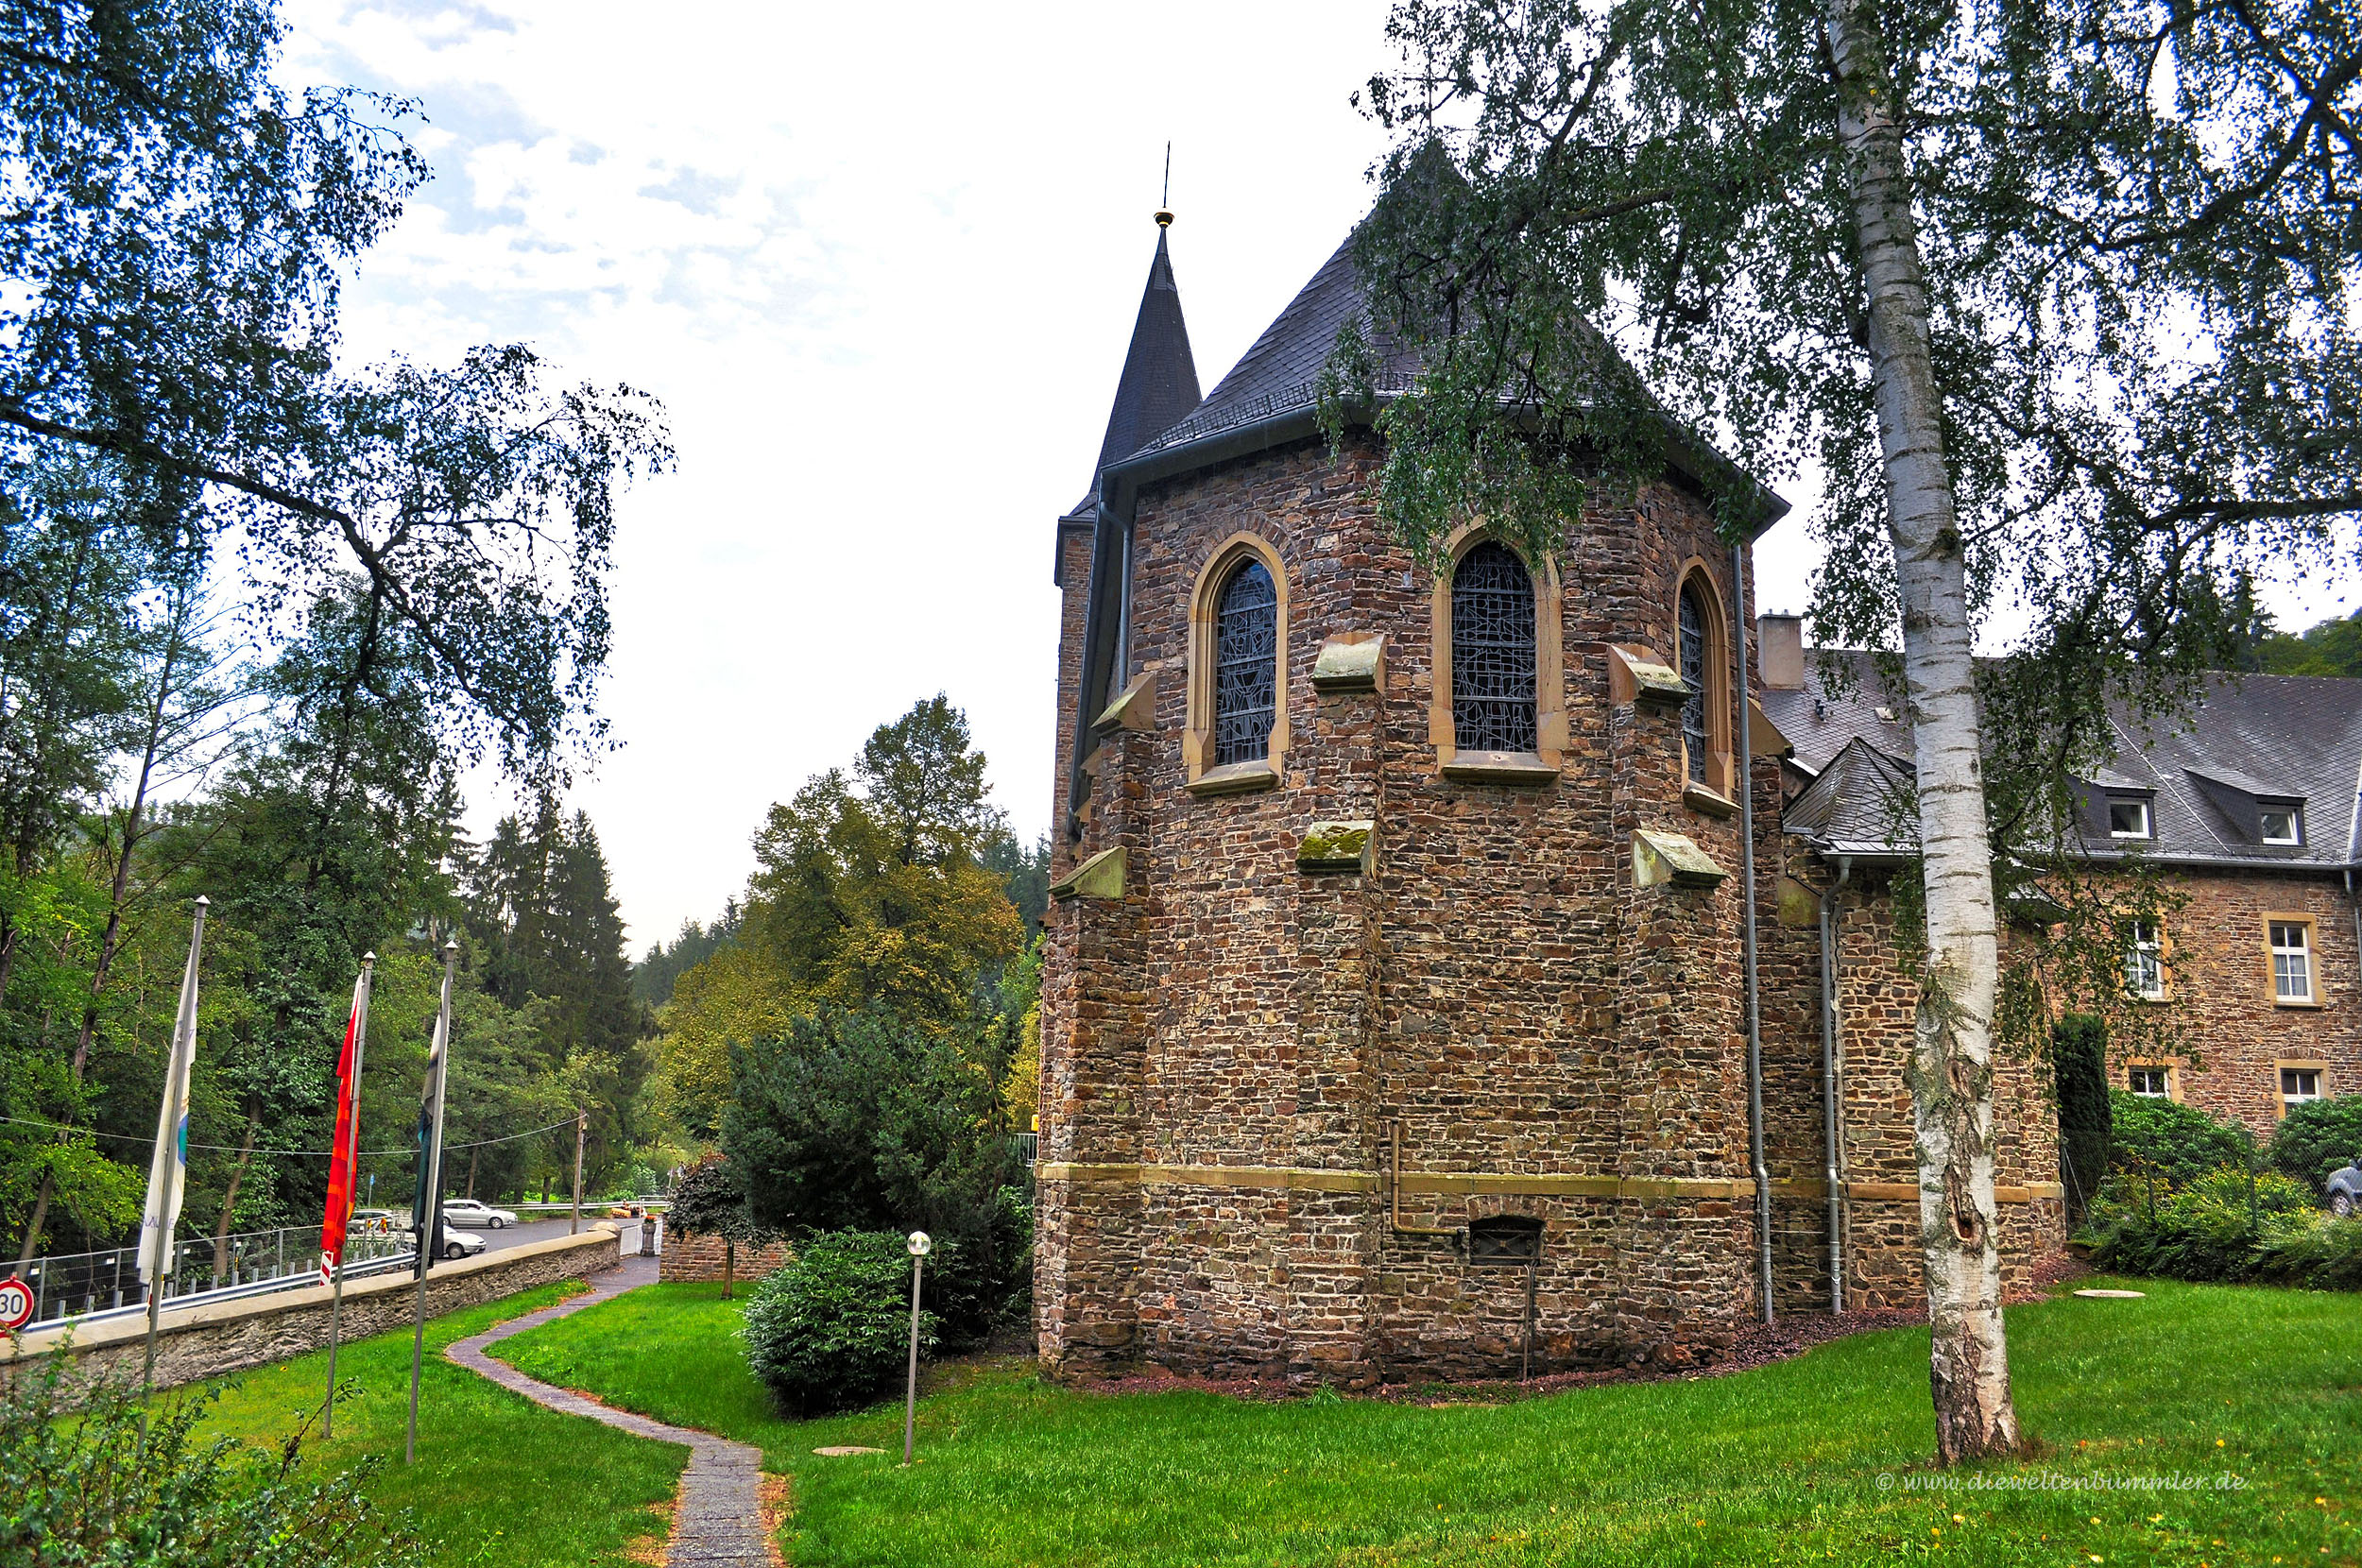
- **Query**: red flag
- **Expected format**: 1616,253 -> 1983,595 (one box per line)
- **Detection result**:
320,971 -> 368,1267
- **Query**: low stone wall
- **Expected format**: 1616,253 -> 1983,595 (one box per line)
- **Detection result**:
5,1226 -> 622,1392
658,1229 -> 792,1284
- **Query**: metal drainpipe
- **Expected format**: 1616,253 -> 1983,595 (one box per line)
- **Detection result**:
1820,860 -> 1852,1313
1733,540 -> 1772,1326
2342,756 -> 2362,980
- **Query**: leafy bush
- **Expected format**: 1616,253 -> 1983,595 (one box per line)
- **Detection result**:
2267,1095 -> 2362,1191
2052,1014 -> 2111,1219
922,1184 -> 1034,1349
2108,1090 -> 2251,1187
2254,1212 -> 2362,1290
0,1350 -> 416,1567
2087,1167 -> 2322,1284
741,1229 -> 937,1415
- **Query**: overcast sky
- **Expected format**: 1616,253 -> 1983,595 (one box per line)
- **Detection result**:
277,1 -> 2334,955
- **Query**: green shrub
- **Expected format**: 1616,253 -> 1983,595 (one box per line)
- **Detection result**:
2254,1212 -> 2362,1290
0,1349 -> 416,1566
2267,1095 -> 2362,1191
2052,1014 -> 2111,1219
2087,1167 -> 2321,1284
2108,1090 -> 2251,1187
741,1229 -> 938,1416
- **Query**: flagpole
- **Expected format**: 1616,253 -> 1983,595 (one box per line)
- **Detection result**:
406,938 -> 459,1466
323,952 -> 373,1440
139,895 -> 207,1394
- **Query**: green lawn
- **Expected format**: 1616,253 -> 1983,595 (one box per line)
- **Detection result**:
188,1281 -> 687,1567
494,1277 -> 2361,1567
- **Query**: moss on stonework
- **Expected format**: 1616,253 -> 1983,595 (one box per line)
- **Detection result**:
1050,845 -> 1126,900
1298,821 -> 1374,872
1633,828 -> 1726,889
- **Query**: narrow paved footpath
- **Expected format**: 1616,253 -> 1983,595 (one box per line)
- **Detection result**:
447,1256 -> 778,1566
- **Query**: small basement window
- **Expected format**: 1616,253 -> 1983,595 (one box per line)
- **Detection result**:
1465,1214 -> 1545,1267
2128,1065 -> 2171,1098
2261,807 -> 2302,845
2281,1066 -> 2321,1103
2108,798 -> 2152,839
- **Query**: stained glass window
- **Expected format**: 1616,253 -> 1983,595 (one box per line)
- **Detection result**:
1679,584 -> 1710,783
1212,557 -> 1277,766
1451,542 -> 1538,753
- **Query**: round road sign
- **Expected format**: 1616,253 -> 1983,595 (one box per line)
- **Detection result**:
0,1277 -> 34,1330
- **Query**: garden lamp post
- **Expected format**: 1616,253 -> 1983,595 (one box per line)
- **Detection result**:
902,1230 -> 930,1465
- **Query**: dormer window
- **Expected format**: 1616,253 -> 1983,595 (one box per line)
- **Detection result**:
2261,807 -> 2302,845
2107,798 -> 2152,839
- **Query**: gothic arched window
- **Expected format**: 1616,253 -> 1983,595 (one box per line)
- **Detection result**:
1451,541 -> 1538,753
1679,584 -> 1710,782
1212,557 -> 1278,766
1676,572 -> 1729,791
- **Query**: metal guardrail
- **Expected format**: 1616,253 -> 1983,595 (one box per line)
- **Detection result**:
11,1220 -> 414,1332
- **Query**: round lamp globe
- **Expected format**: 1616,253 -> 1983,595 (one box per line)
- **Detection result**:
907,1231 -> 932,1257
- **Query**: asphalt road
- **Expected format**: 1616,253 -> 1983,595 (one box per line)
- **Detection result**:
461,1212 -> 659,1256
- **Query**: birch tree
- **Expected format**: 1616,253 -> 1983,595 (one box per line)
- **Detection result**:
1335,0 -> 2359,1461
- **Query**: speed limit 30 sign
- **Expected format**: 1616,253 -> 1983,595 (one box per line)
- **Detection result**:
0,1276 -> 34,1330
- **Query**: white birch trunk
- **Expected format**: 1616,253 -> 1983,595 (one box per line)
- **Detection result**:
1827,0 -> 2021,1463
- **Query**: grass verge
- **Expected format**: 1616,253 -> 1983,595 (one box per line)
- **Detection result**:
188,1280 -> 687,1567
495,1275 -> 2361,1567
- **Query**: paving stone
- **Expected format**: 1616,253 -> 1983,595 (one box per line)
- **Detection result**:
446,1257 -> 779,1567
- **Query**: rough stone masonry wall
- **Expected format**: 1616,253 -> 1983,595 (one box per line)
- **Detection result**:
1763,872 -> 2065,1311
2114,867 -> 2362,1133
659,1229 -> 795,1284
1050,520 -> 1095,883
1041,433 -> 1785,1384
7,1228 -> 621,1393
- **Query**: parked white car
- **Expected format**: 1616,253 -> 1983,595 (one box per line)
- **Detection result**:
440,1198 -> 519,1230
436,1222 -> 487,1261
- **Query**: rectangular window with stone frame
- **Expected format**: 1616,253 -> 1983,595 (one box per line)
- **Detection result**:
2269,918 -> 2316,1004
2124,920 -> 2165,1001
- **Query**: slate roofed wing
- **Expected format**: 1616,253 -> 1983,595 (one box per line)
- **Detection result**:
1766,648 -> 2362,867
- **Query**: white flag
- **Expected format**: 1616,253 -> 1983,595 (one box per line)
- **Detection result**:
137,898 -> 207,1286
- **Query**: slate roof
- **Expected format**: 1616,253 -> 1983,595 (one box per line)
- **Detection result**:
1065,227 -> 1204,520
1766,648 -> 2362,868
1129,233 -> 1421,458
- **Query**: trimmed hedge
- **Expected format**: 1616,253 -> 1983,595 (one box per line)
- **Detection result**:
741,1230 -> 938,1416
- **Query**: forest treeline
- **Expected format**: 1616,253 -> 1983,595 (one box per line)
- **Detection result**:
0,475 -> 662,1265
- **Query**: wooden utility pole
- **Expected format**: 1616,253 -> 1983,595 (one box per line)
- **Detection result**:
570,1109 -> 587,1236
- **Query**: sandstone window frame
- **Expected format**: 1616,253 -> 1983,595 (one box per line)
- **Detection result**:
1673,559 -> 1737,801
2263,913 -> 2321,1007
2125,1061 -> 2179,1100
1184,532 -> 1291,797
2275,1058 -> 2327,1117
1429,523 -> 1566,782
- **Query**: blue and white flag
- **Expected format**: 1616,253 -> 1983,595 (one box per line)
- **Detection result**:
138,897 -> 208,1287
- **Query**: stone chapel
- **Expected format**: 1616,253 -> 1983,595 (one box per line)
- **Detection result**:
1038,206 -> 2356,1385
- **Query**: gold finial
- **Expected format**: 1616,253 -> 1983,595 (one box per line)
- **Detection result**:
1155,208 -> 1173,229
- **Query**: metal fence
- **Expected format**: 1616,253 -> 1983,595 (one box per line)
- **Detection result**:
9,1219 -> 413,1329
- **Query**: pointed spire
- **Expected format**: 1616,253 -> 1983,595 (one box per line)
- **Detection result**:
1079,215 -> 1202,504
